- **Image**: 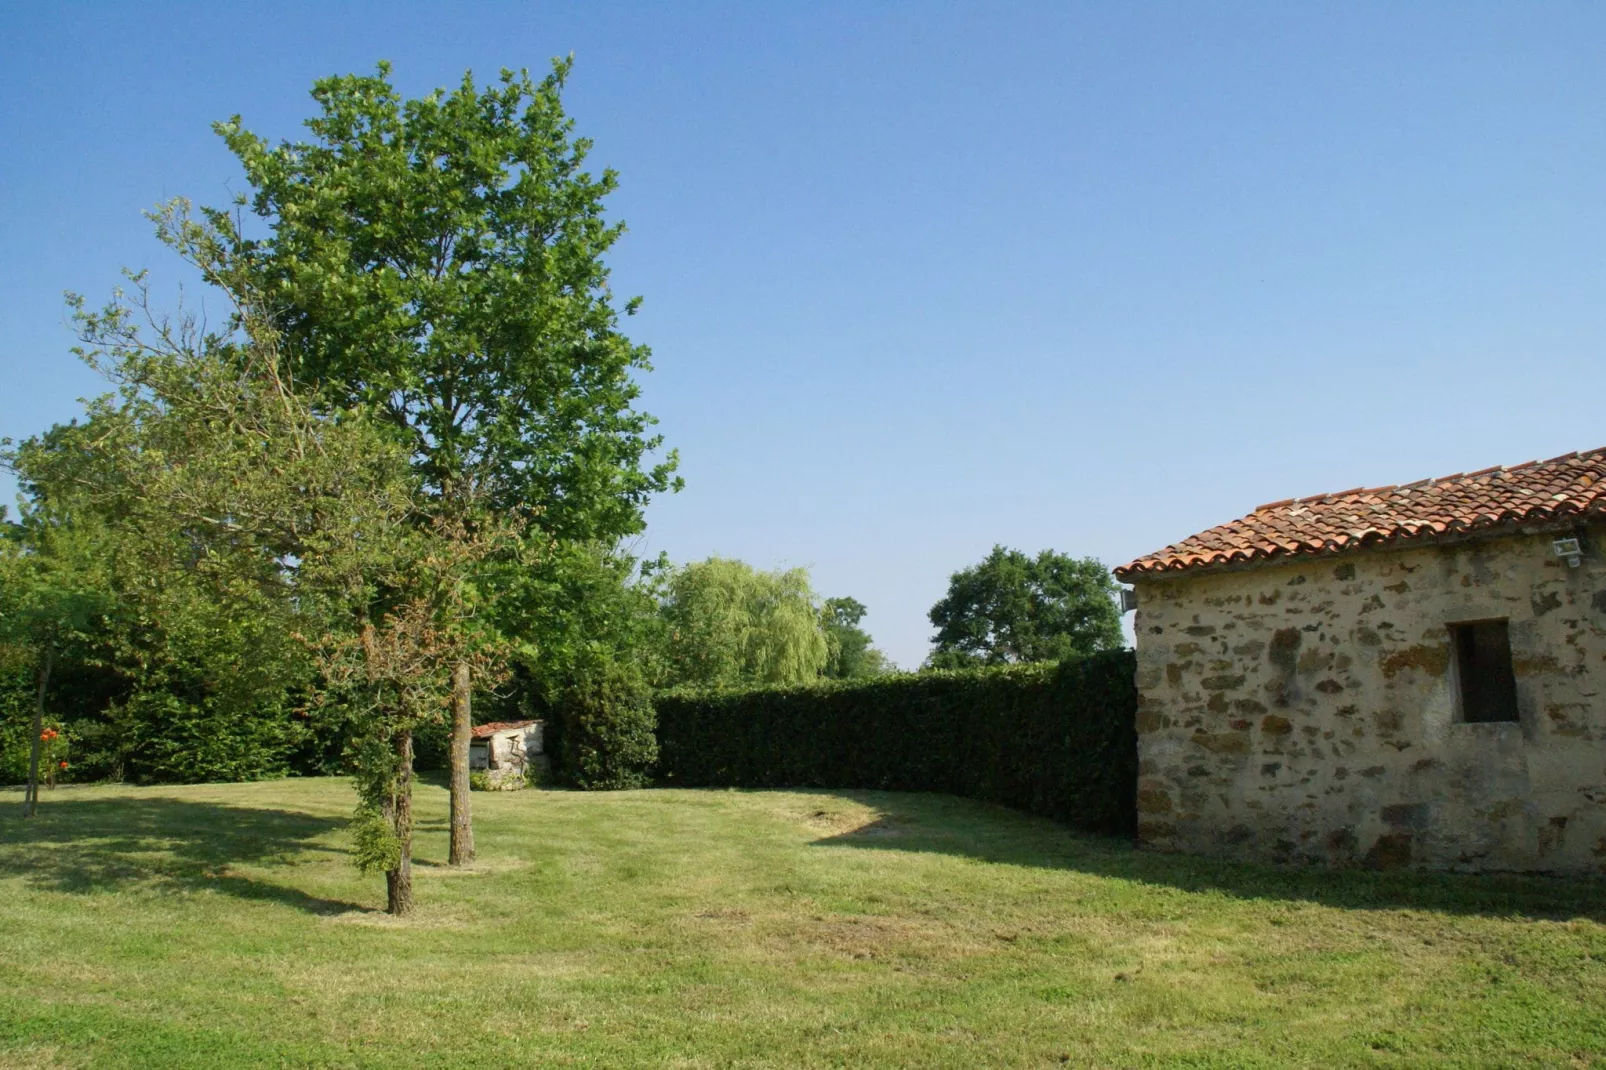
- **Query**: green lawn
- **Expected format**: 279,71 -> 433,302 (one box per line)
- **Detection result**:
1,779 -> 1603,1068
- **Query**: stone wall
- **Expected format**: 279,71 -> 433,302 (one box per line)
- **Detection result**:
1131,524 -> 1606,872
469,723 -> 549,787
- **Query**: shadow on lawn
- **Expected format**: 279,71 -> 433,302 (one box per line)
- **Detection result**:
0,796 -> 367,916
807,790 -> 1606,923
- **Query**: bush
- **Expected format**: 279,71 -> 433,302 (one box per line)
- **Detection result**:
558,658 -> 659,790
654,650 -> 1137,835
470,770 -> 529,792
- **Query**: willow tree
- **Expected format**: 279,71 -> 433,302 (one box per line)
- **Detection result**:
658,558 -> 830,690
208,59 -> 678,864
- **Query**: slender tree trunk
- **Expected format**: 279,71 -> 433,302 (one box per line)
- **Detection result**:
23,647 -> 53,818
385,728 -> 415,917
448,660 -> 475,865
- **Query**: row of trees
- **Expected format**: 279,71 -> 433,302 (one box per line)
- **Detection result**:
1,60 -> 685,915
0,58 -> 1122,916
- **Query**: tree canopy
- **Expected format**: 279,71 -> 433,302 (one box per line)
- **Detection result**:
207,58 -> 681,863
927,546 -> 1124,667
212,58 -> 679,533
821,597 -> 892,679
658,558 -> 831,690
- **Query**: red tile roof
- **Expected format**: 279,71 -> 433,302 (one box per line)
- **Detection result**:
1116,447 -> 1606,580
470,720 -> 541,740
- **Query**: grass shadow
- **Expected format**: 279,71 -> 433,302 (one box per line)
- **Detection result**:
805,789 -> 1606,923
0,795 -> 367,916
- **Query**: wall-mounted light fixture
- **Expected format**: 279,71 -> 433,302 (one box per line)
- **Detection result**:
1553,537 -> 1582,568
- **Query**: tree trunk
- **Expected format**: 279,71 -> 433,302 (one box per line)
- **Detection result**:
448,660 -> 475,865
385,728 -> 415,917
23,647 -> 52,818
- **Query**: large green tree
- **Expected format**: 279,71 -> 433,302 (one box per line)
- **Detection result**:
927,546 -> 1124,667
658,558 -> 830,690
208,59 -> 679,863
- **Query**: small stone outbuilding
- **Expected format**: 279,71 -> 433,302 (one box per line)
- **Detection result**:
469,720 -> 547,788
1117,447 -> 1606,873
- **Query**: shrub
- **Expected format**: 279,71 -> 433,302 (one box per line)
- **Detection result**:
470,770 -> 528,792
654,650 -> 1137,835
558,657 -> 659,790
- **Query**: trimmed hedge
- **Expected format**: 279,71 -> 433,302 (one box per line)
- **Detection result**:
654,649 -> 1137,835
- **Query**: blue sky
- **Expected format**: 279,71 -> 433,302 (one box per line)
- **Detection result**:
3,2 -> 1603,667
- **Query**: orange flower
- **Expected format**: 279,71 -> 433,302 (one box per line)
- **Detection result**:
59,761 -> 69,769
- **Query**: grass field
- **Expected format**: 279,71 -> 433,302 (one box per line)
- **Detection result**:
1,778 -> 1604,1068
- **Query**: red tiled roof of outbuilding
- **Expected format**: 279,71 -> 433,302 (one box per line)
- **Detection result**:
470,720 -> 541,739
1115,447 -> 1606,581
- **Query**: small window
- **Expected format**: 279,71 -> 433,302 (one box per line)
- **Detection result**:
1450,619 -> 1519,724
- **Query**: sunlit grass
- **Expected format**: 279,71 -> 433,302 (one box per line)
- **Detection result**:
2,778 -> 1603,1067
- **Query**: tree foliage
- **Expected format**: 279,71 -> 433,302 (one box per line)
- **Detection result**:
206,58 -> 679,861
211,58 -> 678,532
927,546 -> 1124,667
0,509 -> 112,811
3,412 -> 317,788
40,202 -> 521,914
556,652 -> 659,790
821,597 -> 892,679
658,558 -> 831,690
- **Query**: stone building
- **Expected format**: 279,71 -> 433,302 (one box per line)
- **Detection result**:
469,720 -> 547,788
1115,447 -> 1606,873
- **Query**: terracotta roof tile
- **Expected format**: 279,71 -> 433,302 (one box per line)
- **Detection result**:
1116,446 -> 1606,580
470,720 -> 542,740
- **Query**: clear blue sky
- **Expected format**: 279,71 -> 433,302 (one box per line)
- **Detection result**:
3,3 -> 1603,667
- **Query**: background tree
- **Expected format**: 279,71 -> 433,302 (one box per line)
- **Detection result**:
820,597 -> 892,679
494,541 -> 668,702
927,546 -> 1124,667
209,58 -> 679,864
658,558 -> 830,690
6,420 -> 322,786
0,518 -> 108,815
555,649 -> 659,790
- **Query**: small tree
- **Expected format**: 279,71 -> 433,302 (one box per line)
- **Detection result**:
311,518 -> 515,913
0,515 -> 109,816
928,546 -> 1124,667
63,203 -> 521,913
820,596 -> 892,679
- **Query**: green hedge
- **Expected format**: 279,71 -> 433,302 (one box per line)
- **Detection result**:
654,649 -> 1137,835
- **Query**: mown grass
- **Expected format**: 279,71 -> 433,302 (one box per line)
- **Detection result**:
1,778 -> 1603,1068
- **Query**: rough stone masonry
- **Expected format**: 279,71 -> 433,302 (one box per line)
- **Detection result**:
1127,524 -> 1606,872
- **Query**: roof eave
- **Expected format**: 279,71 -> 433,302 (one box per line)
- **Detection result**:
1115,511 -> 1604,583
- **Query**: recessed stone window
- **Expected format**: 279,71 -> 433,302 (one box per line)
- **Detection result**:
1449,619 -> 1519,724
